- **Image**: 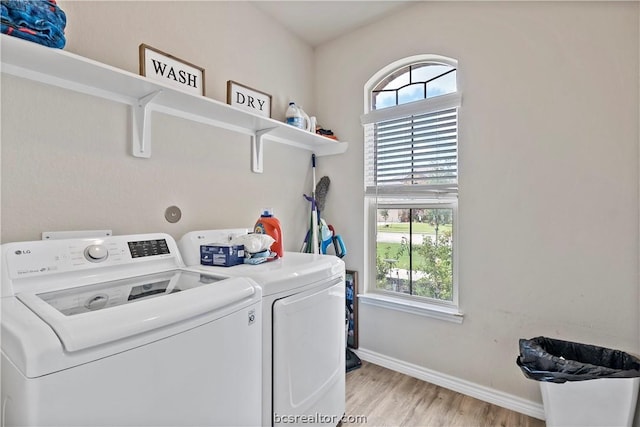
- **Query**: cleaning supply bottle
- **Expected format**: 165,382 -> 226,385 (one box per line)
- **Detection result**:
254,208 -> 283,258
286,102 -> 304,129
297,106 -> 311,132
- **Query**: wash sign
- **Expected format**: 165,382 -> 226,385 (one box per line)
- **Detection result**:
139,44 -> 205,96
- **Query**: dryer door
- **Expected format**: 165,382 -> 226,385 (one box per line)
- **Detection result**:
272,277 -> 345,426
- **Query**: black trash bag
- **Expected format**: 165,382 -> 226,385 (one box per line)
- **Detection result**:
516,336 -> 640,384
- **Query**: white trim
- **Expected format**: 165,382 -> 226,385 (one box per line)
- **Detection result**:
359,293 -> 463,324
352,348 -> 546,421
360,92 -> 462,125
372,193 -> 458,204
363,197 -> 378,296
452,200 -> 460,307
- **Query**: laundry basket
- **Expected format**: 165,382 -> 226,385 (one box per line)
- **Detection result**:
517,336 -> 640,427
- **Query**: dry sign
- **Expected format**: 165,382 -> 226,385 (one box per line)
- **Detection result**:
139,44 -> 205,96
227,81 -> 272,118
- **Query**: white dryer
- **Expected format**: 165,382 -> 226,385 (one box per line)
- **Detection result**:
178,230 -> 345,427
1,233 -> 262,427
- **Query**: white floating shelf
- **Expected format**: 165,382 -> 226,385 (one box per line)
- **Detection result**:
0,35 -> 348,172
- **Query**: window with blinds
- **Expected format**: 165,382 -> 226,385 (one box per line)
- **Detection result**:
362,57 -> 460,308
367,106 -> 458,195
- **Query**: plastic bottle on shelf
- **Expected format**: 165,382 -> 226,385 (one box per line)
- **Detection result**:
286,102 -> 304,129
254,208 -> 284,258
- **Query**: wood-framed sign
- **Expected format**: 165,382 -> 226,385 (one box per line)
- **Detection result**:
226,80 -> 272,118
139,44 -> 205,96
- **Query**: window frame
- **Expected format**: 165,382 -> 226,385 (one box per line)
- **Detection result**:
361,55 -> 463,323
374,201 -> 459,307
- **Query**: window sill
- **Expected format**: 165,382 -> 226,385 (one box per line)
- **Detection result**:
358,293 -> 464,324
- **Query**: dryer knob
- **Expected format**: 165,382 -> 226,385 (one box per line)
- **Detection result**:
84,245 -> 109,262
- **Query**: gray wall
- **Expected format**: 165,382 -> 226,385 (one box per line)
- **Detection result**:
315,0 -> 640,409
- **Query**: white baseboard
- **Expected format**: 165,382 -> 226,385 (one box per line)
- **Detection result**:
353,347 -> 546,421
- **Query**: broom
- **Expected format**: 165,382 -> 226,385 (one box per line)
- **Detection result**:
306,176 -> 330,253
315,176 -> 331,221
300,168 -> 331,253
315,176 -> 331,253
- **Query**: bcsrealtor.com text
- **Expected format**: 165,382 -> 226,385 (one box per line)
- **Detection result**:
274,413 -> 368,424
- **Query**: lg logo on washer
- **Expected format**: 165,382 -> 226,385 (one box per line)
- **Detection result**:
14,249 -> 31,255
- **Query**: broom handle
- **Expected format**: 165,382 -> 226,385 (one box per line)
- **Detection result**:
311,154 -> 319,254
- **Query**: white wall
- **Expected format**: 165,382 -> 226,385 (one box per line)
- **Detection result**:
1,1 -> 317,244
2,0 -> 639,418
316,0 -> 640,410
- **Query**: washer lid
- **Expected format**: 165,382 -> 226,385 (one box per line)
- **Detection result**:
185,252 -> 345,296
17,270 -> 255,352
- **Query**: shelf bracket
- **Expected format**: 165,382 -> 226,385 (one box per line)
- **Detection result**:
132,90 -> 162,158
252,127 -> 277,173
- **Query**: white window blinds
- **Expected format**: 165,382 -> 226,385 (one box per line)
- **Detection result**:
362,93 -> 461,198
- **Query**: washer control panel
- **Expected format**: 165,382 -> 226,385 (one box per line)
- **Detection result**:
127,239 -> 170,258
3,234 -> 179,282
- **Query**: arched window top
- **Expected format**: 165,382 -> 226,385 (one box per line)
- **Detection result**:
366,55 -> 457,111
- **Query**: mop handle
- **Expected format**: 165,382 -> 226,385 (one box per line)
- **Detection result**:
312,154 -> 317,190
311,154 -> 319,254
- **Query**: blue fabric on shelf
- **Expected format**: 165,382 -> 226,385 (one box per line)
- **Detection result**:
1,0 -> 66,48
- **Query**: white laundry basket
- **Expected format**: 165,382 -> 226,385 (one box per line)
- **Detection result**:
540,377 -> 640,427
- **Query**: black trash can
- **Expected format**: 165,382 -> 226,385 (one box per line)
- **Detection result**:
517,336 -> 640,427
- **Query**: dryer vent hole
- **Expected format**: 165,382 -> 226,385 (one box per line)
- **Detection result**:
164,206 -> 182,223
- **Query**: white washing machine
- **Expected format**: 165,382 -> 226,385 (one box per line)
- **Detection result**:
178,230 -> 345,427
1,233 -> 262,427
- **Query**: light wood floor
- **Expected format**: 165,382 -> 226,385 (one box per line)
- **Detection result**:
343,361 -> 545,427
